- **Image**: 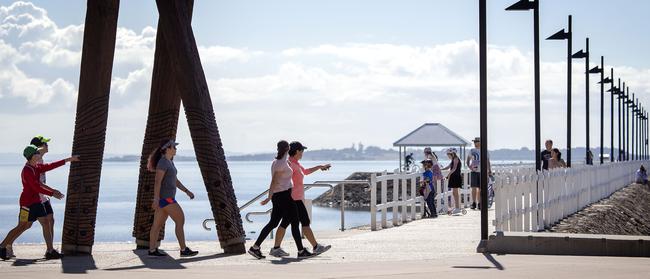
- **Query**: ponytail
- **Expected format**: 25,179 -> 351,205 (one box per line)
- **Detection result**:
276,140 -> 289,159
147,139 -> 171,172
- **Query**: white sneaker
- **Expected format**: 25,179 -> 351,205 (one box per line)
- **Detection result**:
313,244 -> 331,255
269,247 -> 290,257
451,208 -> 462,215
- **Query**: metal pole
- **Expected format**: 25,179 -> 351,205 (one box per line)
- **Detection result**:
479,0 -> 488,241
610,68 -> 614,162
618,79 -> 622,161
627,88 -> 630,161
600,56 -> 604,164
567,15 -> 572,167
340,183 -> 345,231
534,0 -> 541,171
630,94 -> 636,160
585,38 -> 590,163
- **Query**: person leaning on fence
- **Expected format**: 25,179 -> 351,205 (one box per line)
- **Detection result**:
541,139 -> 553,170
441,148 -> 462,215
635,165 -> 648,185
548,148 -> 567,169
420,160 -> 437,218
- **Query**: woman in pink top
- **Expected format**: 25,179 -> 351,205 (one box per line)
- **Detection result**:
270,141 -> 332,257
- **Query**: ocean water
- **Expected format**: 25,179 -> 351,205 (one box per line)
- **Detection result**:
0,160 -> 400,244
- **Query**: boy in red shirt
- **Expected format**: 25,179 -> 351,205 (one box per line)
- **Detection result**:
0,145 -> 79,260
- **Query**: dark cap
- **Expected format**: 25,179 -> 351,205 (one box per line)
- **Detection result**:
289,141 -> 307,153
472,137 -> 481,143
421,159 -> 433,165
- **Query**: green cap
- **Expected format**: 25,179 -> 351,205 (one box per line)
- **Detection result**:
30,135 -> 51,147
23,145 -> 40,160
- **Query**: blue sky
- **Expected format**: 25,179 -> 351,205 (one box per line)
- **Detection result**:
0,0 -> 649,156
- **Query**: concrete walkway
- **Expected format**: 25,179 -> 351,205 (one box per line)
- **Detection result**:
2,208 -> 650,278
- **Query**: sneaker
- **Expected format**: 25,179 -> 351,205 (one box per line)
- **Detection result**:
248,247 -> 265,259
269,247 -> 289,257
7,247 -> 15,259
313,244 -> 331,255
148,249 -> 167,257
0,247 -> 8,260
180,247 -> 198,257
45,249 -> 63,260
470,202 -> 477,210
451,208 -> 462,215
297,249 -> 315,259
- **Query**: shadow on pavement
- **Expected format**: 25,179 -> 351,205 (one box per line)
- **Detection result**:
269,257 -> 304,265
104,249 -> 234,271
61,254 -> 97,274
451,253 -> 505,270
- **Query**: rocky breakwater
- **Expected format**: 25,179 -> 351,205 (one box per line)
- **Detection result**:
548,183 -> 650,235
313,172 -> 419,209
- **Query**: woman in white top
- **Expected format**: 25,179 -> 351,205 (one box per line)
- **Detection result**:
248,140 -> 314,259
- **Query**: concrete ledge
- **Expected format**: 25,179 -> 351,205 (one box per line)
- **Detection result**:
487,231 -> 650,257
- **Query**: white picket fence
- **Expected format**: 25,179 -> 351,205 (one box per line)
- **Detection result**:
493,161 -> 646,232
370,170 -> 475,231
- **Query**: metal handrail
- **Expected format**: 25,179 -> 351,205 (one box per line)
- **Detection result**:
244,183 -> 334,223
202,180 -> 369,231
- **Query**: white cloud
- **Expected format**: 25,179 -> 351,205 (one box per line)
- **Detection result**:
2,1 -> 650,155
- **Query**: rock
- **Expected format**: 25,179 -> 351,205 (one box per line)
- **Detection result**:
547,183 -> 650,236
312,172 -> 421,209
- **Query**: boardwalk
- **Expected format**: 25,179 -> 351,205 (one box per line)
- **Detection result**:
2,209 -> 650,278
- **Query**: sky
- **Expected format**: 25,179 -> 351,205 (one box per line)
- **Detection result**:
0,0 -> 649,156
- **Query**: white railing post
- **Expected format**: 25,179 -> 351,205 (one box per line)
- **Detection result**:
370,173 -> 378,231
401,176 -> 408,223
381,174 -> 387,229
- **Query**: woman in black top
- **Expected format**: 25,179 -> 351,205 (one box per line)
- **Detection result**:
441,148 -> 462,215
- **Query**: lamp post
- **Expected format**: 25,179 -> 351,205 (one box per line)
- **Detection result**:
629,93 -> 636,160
506,0 -> 540,170
547,15 -> 572,166
588,57 -> 604,164
479,0 -> 488,242
572,38 -> 590,164
601,69 -> 613,161
618,83 -> 627,161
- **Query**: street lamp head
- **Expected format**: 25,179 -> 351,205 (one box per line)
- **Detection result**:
505,0 -> 536,11
599,77 -> 613,84
588,66 -> 602,74
547,29 -> 569,40
572,49 -> 588,59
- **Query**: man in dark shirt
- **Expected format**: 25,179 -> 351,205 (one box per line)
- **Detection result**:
541,140 -> 553,170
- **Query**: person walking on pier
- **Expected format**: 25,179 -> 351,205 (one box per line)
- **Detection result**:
30,136 -> 62,259
248,140 -> 315,259
270,141 -> 331,257
147,139 -> 198,258
0,145 -> 78,260
442,148 -> 462,215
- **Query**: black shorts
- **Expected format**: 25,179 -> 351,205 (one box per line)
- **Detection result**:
470,172 -> 481,188
19,202 -> 47,222
294,200 -> 311,227
43,200 -> 54,215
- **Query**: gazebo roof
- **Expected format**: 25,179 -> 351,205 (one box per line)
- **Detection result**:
393,123 -> 470,147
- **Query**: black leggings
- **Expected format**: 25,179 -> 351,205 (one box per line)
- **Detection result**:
254,189 -> 303,251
